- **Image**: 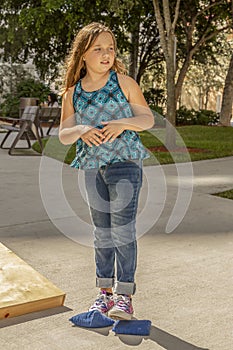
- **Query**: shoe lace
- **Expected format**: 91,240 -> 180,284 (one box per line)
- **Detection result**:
93,292 -> 108,307
115,295 -> 131,310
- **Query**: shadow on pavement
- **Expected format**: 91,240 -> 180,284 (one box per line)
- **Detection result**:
84,324 -> 209,349
71,324 -> 113,337
0,306 -> 71,329
117,325 -> 209,349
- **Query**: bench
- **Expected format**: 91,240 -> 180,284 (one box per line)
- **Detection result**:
0,106 -> 43,155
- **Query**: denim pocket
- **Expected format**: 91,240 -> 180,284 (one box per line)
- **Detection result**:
104,160 -> 142,186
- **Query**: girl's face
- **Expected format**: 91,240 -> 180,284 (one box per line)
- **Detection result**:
83,32 -> 115,74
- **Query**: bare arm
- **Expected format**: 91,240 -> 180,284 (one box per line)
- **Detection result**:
101,74 -> 154,142
120,74 -> 154,130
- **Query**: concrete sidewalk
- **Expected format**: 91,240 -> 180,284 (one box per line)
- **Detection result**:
0,138 -> 233,350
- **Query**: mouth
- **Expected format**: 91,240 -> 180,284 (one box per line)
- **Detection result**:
101,61 -> 110,65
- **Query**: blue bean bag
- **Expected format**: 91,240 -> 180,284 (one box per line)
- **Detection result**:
69,310 -> 115,328
112,320 -> 151,336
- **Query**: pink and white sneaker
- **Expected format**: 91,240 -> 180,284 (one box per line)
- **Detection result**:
89,291 -> 114,314
108,294 -> 134,320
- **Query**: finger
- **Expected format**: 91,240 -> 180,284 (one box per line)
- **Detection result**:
94,133 -> 105,142
109,136 -> 116,143
101,126 -> 109,133
103,133 -> 114,143
102,126 -> 114,135
91,134 -> 105,145
90,139 -> 101,146
84,139 -> 92,147
93,136 -> 104,145
103,130 -> 111,137
93,129 -> 105,140
95,131 -> 105,140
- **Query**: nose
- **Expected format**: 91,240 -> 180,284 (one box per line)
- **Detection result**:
102,49 -> 110,57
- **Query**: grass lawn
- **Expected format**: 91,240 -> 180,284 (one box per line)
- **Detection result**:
142,125 -> 233,164
32,125 -> 233,165
213,189 -> 233,200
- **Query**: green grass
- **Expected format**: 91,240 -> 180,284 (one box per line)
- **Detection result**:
33,137 -> 76,164
142,125 -> 233,164
213,189 -> 233,200
32,125 -> 233,165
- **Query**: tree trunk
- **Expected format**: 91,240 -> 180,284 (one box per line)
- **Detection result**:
152,0 -> 180,149
128,26 -> 139,80
219,53 -> 233,126
204,87 -> 209,110
175,53 -> 192,104
136,60 -> 147,85
165,58 -> 176,149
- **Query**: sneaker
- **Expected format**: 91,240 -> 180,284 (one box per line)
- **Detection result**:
89,291 -> 114,314
108,294 -> 134,320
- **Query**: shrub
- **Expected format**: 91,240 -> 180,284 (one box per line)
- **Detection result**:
0,78 -> 50,118
176,106 -> 219,126
16,78 -> 50,102
195,109 -> 219,125
0,95 -> 20,118
176,106 -> 197,125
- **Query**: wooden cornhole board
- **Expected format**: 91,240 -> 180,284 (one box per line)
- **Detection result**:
0,243 -> 66,319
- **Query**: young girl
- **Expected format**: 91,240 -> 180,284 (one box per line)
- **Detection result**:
59,22 -> 154,320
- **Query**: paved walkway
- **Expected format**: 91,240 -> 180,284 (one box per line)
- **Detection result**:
0,134 -> 233,350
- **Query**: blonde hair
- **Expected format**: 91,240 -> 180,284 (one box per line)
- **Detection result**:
61,22 -> 126,94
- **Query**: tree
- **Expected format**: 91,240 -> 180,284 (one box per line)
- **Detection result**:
175,1 -> 231,103
136,8 -> 162,84
219,52 -> 233,126
152,0 -> 180,148
152,0 -> 232,148
0,0 -> 163,84
0,0 -> 115,79
1,0 -> 232,130
181,37 -> 231,111
121,1 -> 162,84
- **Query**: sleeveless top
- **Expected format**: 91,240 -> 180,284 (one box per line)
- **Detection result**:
70,70 -> 149,170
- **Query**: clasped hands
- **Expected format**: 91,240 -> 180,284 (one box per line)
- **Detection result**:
81,121 -> 125,147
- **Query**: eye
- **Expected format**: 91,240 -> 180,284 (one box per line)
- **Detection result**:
94,48 -> 101,51
109,47 -> 114,51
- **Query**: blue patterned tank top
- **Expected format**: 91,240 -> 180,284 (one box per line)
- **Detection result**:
70,70 -> 149,170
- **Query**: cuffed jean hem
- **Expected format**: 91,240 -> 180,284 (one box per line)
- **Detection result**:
114,281 -> 136,295
96,277 -> 115,288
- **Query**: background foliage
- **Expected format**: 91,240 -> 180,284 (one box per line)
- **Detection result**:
0,0 -> 232,124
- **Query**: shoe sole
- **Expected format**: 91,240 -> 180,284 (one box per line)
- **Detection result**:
108,309 -> 133,320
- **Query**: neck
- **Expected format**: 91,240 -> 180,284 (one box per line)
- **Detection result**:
84,70 -> 110,83
81,70 -> 111,92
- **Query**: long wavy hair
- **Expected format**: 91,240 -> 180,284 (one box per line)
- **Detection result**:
61,22 -> 126,94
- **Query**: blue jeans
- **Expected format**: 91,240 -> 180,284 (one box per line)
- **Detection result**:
84,160 -> 143,295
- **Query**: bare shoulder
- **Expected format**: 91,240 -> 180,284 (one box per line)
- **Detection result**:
62,85 -> 75,103
117,74 -> 140,100
61,85 -> 75,121
117,74 -> 138,88
117,73 -> 147,105
68,85 -> 75,93
65,85 -> 75,97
